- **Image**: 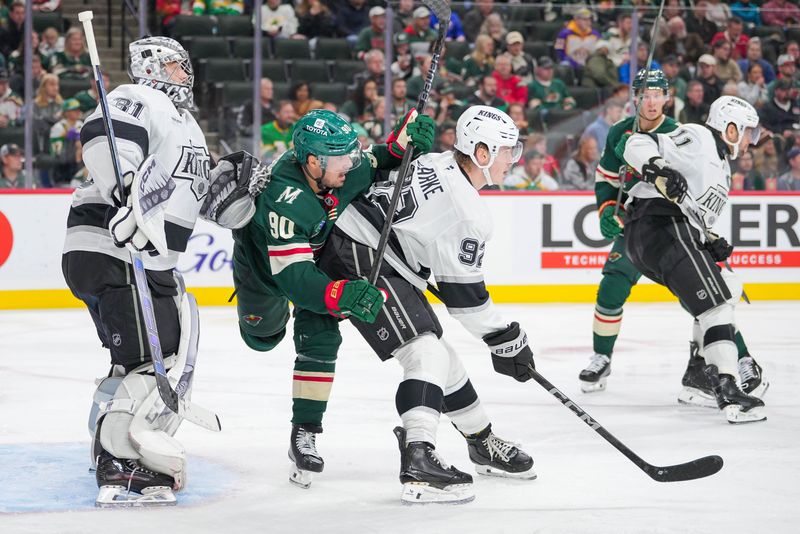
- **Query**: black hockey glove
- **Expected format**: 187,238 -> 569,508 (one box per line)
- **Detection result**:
705,232 -> 733,262
482,322 -> 534,382
641,156 -> 688,204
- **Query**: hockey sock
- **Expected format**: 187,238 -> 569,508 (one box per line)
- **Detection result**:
735,329 -> 750,360
291,356 -> 335,427
593,306 -> 623,357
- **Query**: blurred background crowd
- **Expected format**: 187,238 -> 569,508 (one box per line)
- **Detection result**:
3,0 -> 800,191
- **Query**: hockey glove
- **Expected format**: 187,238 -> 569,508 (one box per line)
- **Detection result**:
482,322 -> 535,382
386,109 -> 436,158
109,202 -> 155,253
641,157 -> 688,204
598,201 -> 625,240
110,170 -> 135,208
705,232 -> 734,262
324,280 -> 388,323
613,132 -> 632,161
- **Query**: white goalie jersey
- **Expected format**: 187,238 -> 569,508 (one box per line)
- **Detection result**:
63,84 -> 210,271
336,151 -> 508,338
623,123 -> 731,231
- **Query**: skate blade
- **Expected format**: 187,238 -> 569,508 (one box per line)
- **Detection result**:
677,387 -> 718,409
289,465 -> 315,489
725,405 -> 767,424
475,464 -> 537,480
580,377 -> 607,393
400,482 -> 475,505
95,485 -> 176,507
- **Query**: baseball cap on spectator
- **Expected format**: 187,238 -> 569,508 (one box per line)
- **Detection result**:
413,6 -> 430,18
369,6 -> 385,17
0,68 -> 9,82
506,31 -> 524,45
575,7 -> 592,19
662,54 -> 679,66
0,143 -> 21,158
698,54 -> 717,66
594,40 -> 611,53
62,98 -> 81,111
538,57 -> 555,68
787,147 -> 800,160
774,78 -> 793,90
524,150 -> 542,161
394,32 -> 410,46
778,54 -> 794,67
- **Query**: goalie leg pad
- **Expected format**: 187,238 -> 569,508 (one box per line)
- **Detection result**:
393,333 -> 449,445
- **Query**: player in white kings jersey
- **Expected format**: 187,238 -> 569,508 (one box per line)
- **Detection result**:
62,36 -> 211,506
621,95 -> 767,424
317,106 -> 536,504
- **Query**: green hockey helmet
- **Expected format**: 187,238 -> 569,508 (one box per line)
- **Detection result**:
293,109 -> 362,174
632,68 -> 669,94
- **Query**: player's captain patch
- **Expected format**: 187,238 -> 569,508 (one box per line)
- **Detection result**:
241,314 -> 263,326
292,371 -> 334,402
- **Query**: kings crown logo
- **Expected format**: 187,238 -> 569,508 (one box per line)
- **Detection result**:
172,143 -> 211,201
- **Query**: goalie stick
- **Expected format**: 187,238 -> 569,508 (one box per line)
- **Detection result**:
78,11 -> 220,432
368,0 -> 451,285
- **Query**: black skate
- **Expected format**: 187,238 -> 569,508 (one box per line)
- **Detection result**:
95,450 -> 176,507
288,424 -> 324,489
579,353 -> 611,393
739,355 -> 769,399
465,425 -> 536,480
394,426 -> 474,505
705,365 -> 766,424
677,342 -> 717,408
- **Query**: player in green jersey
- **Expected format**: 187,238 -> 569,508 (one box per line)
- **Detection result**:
202,108 -> 435,488
579,69 -> 768,405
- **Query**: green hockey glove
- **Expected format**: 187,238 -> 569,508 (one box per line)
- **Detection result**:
613,132 -> 632,161
598,200 -> 625,240
324,279 -> 387,323
386,109 -> 436,157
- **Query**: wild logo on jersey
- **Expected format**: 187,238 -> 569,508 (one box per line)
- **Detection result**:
696,183 -> 728,227
172,143 -> 210,201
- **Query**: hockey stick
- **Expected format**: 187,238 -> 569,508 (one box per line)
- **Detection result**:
613,0 -> 667,220
527,365 -> 723,482
367,0 -> 451,285
79,11 -> 220,432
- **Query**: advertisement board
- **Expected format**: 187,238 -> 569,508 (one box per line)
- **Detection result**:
1,190 -> 798,309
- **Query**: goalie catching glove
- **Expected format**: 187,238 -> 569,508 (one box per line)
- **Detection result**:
641,156 -> 688,204
201,151 -> 270,229
386,109 -> 436,158
482,322 -> 535,382
324,280 -> 387,323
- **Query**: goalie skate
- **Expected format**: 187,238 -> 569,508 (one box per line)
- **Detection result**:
579,353 -> 611,393
288,424 -> 324,489
96,485 -> 176,507
466,426 -> 536,480
94,450 -> 177,507
394,427 -> 474,505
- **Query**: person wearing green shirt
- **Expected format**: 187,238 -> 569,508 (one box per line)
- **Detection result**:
526,56 -> 575,111
261,101 -> 296,160
74,72 -> 110,114
580,69 -> 764,409
355,6 -> 387,58
203,108 -> 435,488
192,0 -> 243,16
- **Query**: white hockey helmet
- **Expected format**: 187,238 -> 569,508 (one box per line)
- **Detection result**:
128,36 -> 195,110
454,105 -> 522,186
706,95 -> 760,160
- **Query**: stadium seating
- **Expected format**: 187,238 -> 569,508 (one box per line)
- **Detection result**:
255,60 -> 289,82
310,82 -> 349,106
0,127 -> 24,148
274,39 -> 311,60
217,16 -> 253,37
32,12 -> 63,33
289,60 -> 332,83
524,41 -> 553,61
183,36 -> 231,62
570,87 -> 600,110
331,60 -> 364,84
59,79 -> 91,99
231,37 -> 273,60
172,15 -> 216,41
314,38 -> 353,60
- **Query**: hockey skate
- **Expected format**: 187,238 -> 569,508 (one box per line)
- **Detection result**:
94,450 -> 176,507
288,424 -> 324,489
739,355 -> 769,399
705,365 -> 767,424
579,353 -> 611,393
465,425 -> 536,480
677,342 -> 717,408
393,426 -> 474,505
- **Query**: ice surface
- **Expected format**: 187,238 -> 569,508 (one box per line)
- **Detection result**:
1,302 -> 798,533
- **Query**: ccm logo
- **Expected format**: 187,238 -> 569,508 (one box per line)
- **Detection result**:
0,210 -> 13,268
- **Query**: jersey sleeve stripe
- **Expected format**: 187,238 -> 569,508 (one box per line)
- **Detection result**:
437,280 -> 490,310
269,251 -> 314,274
80,117 -> 149,157
268,246 -> 313,257
595,165 -> 620,184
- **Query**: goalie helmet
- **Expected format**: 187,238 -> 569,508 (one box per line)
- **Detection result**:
128,36 -> 195,110
706,96 -> 760,160
454,105 -> 521,186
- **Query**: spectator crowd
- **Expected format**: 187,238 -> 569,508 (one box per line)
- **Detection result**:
4,1 -> 800,191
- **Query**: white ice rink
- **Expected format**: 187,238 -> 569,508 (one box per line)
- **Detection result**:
1,301 -> 798,534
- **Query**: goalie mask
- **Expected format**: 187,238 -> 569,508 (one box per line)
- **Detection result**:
129,36 -> 195,110
454,105 -> 522,186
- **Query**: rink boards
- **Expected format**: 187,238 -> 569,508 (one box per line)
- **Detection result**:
1,190 -> 799,309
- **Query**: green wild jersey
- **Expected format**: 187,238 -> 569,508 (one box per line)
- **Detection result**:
594,115 -> 679,208
233,144 -> 400,315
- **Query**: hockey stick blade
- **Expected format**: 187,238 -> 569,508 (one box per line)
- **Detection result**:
644,455 -> 723,483
528,366 -> 723,482
178,398 -> 222,432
